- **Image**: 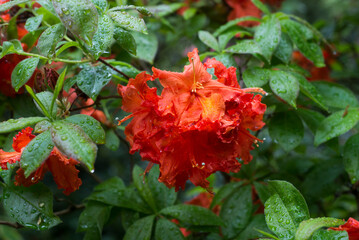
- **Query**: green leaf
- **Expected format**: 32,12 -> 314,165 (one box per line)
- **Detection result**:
220,185 -> 253,239
73,65 -> 112,100
77,201 -> 111,239
52,0 -> 98,45
0,0 -> 30,11
37,23 -> 66,57
155,218 -> 185,240
105,129 -> 120,151
3,183 -> 61,230
146,3 -> 184,17
35,91 -> 57,118
296,108 -> 325,134
344,134 -> 359,183
51,121 -> 97,171
88,14 -> 114,59
269,70 -> 299,108
198,31 -> 219,52
20,130 -> 54,177
253,182 -> 271,204
225,40 -> 263,56
107,60 -> 141,78
55,41 -> 81,57
295,218 -> 345,240
34,120 -> 52,134
133,165 -> 177,213
51,67 -> 67,116
243,67 -> 270,88
314,108 -> 359,146
281,19 -> 324,67
267,181 -> 310,225
213,16 -> 261,37
0,117 -> 46,134
91,0 -> 108,12
11,57 -> 39,92
254,14 -> 281,61
312,229 -> 349,240
65,114 -> 105,144
302,160 -> 344,201
124,215 -> 155,240
210,182 -> 243,209
131,32 -> 158,64
1,41 -> 22,58
108,11 -> 147,34
25,86 -> 52,119
274,33 -> 293,64
251,0 -> 270,15
218,27 -> 250,51
235,214 -> 271,240
113,27 -> 137,55
291,72 -> 328,111
268,111 -> 304,151
265,197 -> 296,239
121,209 -> 140,231
87,179 -> 152,214
311,81 -> 359,109
160,205 -> 224,226
183,7 -> 197,20
25,15 -> 43,32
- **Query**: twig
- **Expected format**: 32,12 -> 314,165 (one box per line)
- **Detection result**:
0,221 -> 23,229
70,102 -> 96,112
54,204 -> 85,216
98,58 -> 130,79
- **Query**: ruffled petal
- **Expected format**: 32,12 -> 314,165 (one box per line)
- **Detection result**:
46,148 -> 82,195
0,150 -> 21,170
12,127 -> 35,152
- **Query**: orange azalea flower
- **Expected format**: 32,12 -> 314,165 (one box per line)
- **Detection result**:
330,218 -> 359,240
118,48 -> 266,191
292,50 -> 335,82
226,0 -> 284,27
0,127 -> 82,195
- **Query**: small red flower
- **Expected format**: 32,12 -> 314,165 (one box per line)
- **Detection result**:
0,127 -> 82,195
118,48 -> 266,191
330,218 -> 359,240
226,0 -> 285,27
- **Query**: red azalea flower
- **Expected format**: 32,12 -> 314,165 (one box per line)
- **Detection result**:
0,127 -> 82,195
292,50 -> 336,82
118,48 -> 266,191
226,0 -> 285,27
330,218 -> 359,240
177,0 -> 199,16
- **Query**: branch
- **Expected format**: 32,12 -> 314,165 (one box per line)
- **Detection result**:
0,221 -> 23,229
54,204 -> 85,216
98,58 -> 130,79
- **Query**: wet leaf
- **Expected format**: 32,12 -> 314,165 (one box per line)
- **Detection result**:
52,0 -> 98,45
0,117 -> 46,134
314,108 -> 359,146
268,111 -> 304,151
3,183 -> 61,230
65,114 -> 105,144
51,121 -> 97,171
11,57 -> 39,92
21,130 -> 54,177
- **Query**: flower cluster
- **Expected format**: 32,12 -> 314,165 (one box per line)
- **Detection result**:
0,127 -> 82,195
118,48 -> 266,191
